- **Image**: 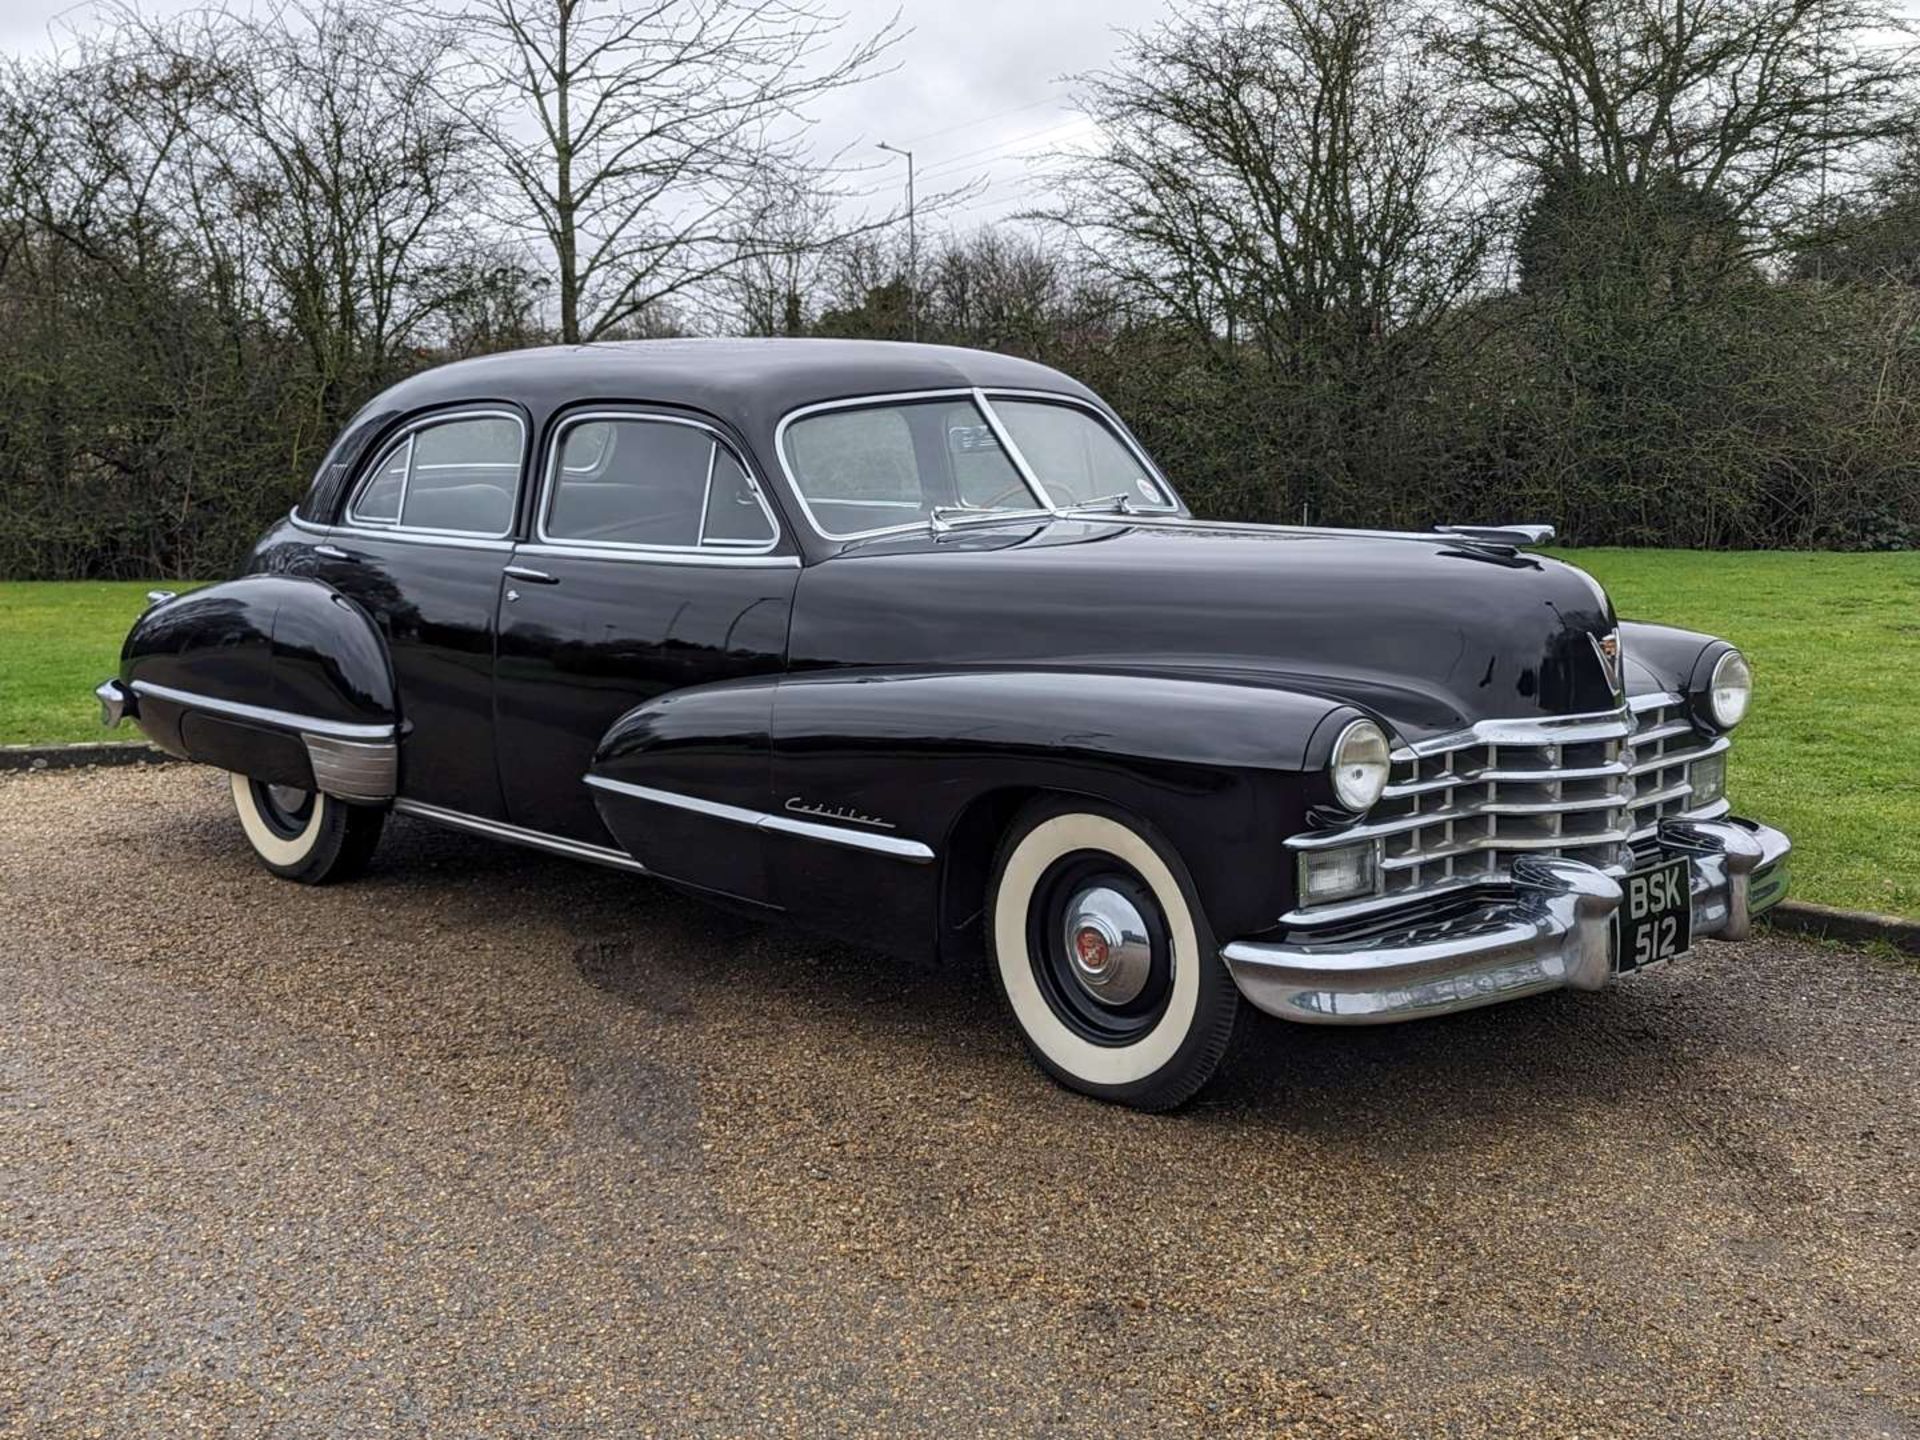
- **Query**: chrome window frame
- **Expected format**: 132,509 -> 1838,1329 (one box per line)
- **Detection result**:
340,408 -> 528,541
773,386 -> 1179,543
534,410 -> 783,558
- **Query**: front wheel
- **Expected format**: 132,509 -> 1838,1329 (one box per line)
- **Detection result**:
988,800 -> 1240,1111
229,773 -> 385,884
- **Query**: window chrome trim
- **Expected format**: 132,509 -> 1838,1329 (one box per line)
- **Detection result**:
128,680 -> 395,742
342,407 -> 528,539
513,542 -> 799,569
773,386 -> 1179,543
327,528 -> 516,553
393,798 -> 649,874
535,410 -> 783,556
583,775 -> 935,863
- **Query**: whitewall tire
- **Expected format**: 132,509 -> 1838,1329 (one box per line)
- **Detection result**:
988,800 -> 1240,1110
229,773 -> 384,884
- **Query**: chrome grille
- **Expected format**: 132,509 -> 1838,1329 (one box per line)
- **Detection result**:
1290,694 -> 1730,922
1371,716 -> 1633,898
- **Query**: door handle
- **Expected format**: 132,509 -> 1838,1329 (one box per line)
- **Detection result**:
502,565 -> 559,584
314,544 -> 356,562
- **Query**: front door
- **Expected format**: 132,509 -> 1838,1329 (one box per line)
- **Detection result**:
313,407 -> 528,819
491,410 -> 799,896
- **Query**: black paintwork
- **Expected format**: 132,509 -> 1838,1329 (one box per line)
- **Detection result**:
122,574 -> 395,773
120,338 -> 1729,958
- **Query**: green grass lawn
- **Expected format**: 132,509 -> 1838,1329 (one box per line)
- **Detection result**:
3,552 -> 1915,915
1555,549 -> 1919,920
0,581 -> 200,748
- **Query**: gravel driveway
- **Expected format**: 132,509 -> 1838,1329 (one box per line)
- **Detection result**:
3,764 -> 1916,1438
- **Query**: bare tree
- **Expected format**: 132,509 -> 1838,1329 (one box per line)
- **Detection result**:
133,0 -> 489,426
724,169 -> 839,334
1039,0 -> 1490,522
1047,0 -> 1488,372
1434,0 -> 1917,261
438,0 -> 899,343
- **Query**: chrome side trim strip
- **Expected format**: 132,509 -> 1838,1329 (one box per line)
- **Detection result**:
129,681 -> 395,742
391,799 -> 649,874
583,775 -> 935,863
761,811 -> 935,860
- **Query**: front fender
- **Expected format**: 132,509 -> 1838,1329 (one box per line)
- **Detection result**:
1619,620 -> 1724,703
119,575 -> 398,800
767,667 -> 1352,952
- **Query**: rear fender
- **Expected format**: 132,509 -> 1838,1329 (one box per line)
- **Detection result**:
119,576 -> 399,801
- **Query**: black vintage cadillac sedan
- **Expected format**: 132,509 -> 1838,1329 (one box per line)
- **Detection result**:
99,339 -> 1790,1109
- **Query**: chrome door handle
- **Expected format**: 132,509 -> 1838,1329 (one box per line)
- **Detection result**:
314,545 -> 355,562
502,565 -> 558,584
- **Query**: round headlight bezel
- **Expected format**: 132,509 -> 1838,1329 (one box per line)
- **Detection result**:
1705,648 -> 1752,731
1329,718 -> 1391,813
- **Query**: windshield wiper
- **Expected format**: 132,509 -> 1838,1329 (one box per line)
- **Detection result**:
927,504 -> 1047,534
1060,492 -> 1135,516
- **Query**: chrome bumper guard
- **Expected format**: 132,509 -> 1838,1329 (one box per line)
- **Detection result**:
1223,817 -> 1790,1025
96,679 -> 133,728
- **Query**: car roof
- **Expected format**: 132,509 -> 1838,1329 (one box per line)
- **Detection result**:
299,338 -> 1123,548
352,338 -> 1101,429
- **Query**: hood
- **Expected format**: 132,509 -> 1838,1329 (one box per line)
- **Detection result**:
788,518 -> 1622,745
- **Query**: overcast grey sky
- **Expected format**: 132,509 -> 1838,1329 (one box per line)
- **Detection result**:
1,0 -> 1173,230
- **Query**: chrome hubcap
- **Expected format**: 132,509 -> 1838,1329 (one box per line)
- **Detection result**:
1061,885 -> 1153,1006
266,784 -> 311,816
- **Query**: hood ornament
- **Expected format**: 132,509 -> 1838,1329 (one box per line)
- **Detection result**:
1433,523 -> 1556,550
1591,629 -> 1624,700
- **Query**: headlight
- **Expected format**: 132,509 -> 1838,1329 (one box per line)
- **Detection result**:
1329,718 -> 1391,812
1706,649 -> 1751,730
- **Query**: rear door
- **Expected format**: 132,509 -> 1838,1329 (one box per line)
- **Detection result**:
492,409 -> 799,896
312,407 -> 527,819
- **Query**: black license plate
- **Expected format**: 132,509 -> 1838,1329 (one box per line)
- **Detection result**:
1616,858 -> 1693,972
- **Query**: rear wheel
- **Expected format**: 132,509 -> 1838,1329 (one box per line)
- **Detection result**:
987,799 -> 1240,1111
229,772 -> 384,884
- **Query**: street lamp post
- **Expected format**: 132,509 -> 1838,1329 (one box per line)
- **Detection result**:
877,141 -> 917,342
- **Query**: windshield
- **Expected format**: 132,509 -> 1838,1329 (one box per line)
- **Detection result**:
780,392 -> 1174,539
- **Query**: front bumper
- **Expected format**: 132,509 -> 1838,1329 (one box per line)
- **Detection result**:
1222,817 -> 1790,1025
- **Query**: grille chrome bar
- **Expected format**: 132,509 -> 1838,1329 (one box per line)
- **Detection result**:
1384,759 -> 1629,799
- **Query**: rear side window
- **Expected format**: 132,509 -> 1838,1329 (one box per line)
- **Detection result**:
346,413 -> 524,536
542,416 -> 777,551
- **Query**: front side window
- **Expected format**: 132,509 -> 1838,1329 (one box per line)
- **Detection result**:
782,397 -> 1046,538
543,417 -> 777,551
990,399 -> 1172,510
346,413 -> 524,535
